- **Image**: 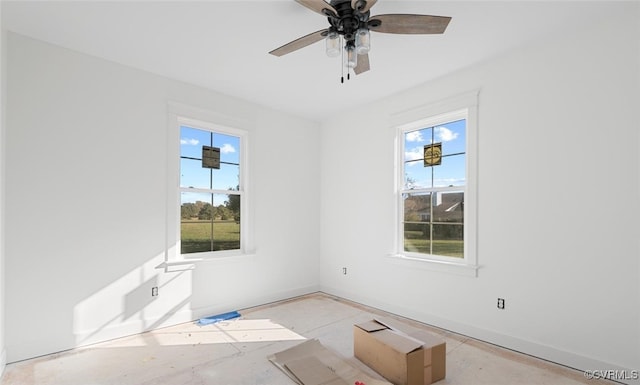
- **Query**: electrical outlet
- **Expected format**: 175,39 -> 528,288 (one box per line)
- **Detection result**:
152,287 -> 159,297
497,298 -> 505,309
342,267 -> 347,275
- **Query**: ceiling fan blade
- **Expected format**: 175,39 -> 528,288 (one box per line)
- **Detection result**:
369,14 -> 451,34
269,29 -> 328,57
351,0 -> 378,13
354,53 -> 370,75
295,0 -> 337,17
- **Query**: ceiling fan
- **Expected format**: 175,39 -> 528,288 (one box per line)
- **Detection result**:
269,0 -> 451,79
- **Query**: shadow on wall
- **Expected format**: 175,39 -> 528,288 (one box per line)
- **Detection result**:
73,252 -> 194,348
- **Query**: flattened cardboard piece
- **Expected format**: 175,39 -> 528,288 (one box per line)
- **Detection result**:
269,339 -> 323,384
269,339 -> 392,385
272,339 -> 324,366
284,356 -> 348,385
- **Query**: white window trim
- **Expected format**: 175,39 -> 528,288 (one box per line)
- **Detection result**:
161,102 -> 254,270
390,90 -> 479,277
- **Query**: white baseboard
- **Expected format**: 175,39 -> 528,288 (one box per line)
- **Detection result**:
73,284 -> 320,351
12,285 -> 635,385
191,284 -> 321,322
320,286 -> 638,385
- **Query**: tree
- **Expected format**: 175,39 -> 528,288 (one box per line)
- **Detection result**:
214,205 -> 233,220
197,203 -> 214,220
181,203 -> 198,219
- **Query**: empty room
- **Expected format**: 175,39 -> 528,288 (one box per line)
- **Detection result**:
0,1 -> 638,384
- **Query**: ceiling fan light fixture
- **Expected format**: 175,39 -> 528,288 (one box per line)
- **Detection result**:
344,44 -> 358,69
271,0 -> 452,79
325,31 -> 341,57
355,28 -> 370,54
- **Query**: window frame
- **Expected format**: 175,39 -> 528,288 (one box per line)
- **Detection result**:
392,91 -> 479,276
177,117 -> 247,258
164,102 -> 253,268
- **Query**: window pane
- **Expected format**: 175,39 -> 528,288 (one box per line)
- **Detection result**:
214,133 -> 240,165
404,223 -> 430,254
432,224 -> 463,258
433,154 -> 465,187
181,220 -> 213,254
432,191 -> 464,224
212,217 -> 240,251
180,126 -> 212,158
181,191 -> 214,254
214,163 -> 240,190
403,192 -> 431,222
212,190 -> 240,251
180,192 -> 241,254
404,128 -> 430,189
404,165 -> 432,189
180,158 -> 211,189
436,119 -> 465,155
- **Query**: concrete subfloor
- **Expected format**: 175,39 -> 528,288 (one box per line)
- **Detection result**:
1,293 -> 615,385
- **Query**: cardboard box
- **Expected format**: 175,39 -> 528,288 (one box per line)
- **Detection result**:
354,320 -> 446,385
402,329 -> 446,383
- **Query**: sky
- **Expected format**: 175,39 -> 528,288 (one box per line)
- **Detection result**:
403,119 -> 466,190
179,126 -> 241,206
178,118 -> 465,207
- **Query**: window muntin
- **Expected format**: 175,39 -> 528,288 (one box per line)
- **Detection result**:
179,125 -> 242,255
400,114 -> 467,260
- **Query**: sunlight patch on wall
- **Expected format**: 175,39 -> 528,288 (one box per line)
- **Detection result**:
73,253 -> 193,346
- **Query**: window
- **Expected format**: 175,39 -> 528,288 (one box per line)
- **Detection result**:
178,118 -> 246,257
394,91 -> 478,273
401,114 -> 466,258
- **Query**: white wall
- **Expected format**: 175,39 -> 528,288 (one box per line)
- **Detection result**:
5,32 -> 320,362
0,4 -> 7,377
320,3 -> 639,380
3,2 -> 639,379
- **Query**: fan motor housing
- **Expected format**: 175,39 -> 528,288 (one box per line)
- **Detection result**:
328,0 -> 370,41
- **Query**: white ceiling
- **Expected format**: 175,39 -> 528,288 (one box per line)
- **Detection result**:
2,1 -> 623,122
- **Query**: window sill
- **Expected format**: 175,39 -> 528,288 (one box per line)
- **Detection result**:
156,251 -> 257,272
386,253 -> 479,277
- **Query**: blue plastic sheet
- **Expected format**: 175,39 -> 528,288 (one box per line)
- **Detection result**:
197,310 -> 241,325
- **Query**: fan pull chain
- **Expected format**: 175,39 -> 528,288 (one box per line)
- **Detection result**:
340,36 -> 345,83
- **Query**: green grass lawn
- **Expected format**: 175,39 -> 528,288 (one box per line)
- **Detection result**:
181,223 -> 462,257
404,230 -> 463,258
181,220 -> 240,254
